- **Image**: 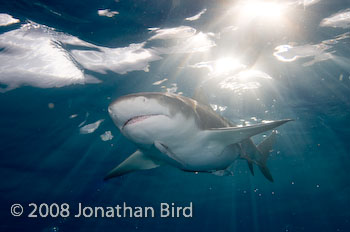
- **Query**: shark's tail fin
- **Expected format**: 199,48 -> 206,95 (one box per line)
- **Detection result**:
256,130 -> 277,182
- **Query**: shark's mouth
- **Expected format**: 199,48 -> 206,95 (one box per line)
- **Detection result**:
122,114 -> 162,129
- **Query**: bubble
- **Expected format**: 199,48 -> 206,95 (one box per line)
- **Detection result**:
48,103 -> 54,109
100,131 -> 113,141
47,227 -> 59,232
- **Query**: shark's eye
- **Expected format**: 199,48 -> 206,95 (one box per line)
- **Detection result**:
140,97 -> 147,103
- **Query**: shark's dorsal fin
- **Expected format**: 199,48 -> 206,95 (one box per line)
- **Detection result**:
104,150 -> 160,180
192,87 -> 212,108
204,119 -> 292,147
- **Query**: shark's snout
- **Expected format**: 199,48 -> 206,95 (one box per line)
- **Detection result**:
108,93 -> 172,131
108,101 -> 125,129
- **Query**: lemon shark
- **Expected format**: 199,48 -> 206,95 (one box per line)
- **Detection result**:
105,90 -> 292,182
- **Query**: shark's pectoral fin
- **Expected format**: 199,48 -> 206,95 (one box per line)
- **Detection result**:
104,150 -> 160,180
205,119 -> 292,146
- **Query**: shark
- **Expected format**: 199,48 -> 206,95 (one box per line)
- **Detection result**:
105,90 -> 292,182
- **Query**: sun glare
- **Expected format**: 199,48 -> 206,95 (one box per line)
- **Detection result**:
237,0 -> 286,22
213,57 -> 245,76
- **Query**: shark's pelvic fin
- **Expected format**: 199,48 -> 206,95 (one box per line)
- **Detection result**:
104,150 -> 160,180
206,119 -> 292,146
247,160 -> 254,176
241,152 -> 255,176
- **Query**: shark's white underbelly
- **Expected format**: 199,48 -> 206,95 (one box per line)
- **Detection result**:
122,112 -> 240,171
158,131 -> 240,171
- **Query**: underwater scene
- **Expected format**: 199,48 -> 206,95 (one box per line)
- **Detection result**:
0,0 -> 350,231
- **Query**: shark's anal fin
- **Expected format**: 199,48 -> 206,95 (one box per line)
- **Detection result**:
104,150 -> 160,180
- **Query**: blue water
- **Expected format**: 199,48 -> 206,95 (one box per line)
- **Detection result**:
1,0 -> 350,231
